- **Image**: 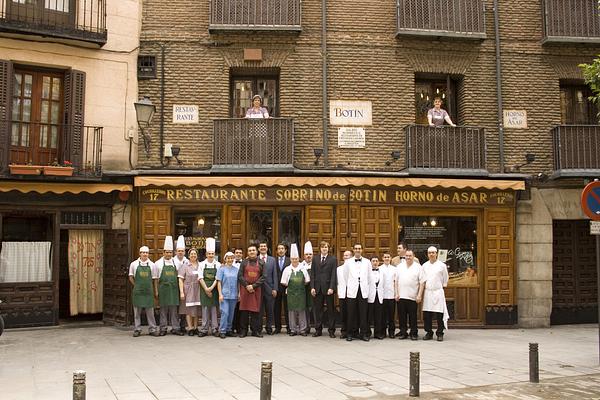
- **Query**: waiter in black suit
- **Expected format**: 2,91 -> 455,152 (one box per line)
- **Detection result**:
274,243 -> 291,334
310,241 -> 338,338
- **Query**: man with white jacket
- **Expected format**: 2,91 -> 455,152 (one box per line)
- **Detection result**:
342,244 -> 371,342
421,246 -> 449,341
336,250 -> 352,339
367,256 -> 385,340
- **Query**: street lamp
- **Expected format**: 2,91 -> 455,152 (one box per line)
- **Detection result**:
134,97 -> 156,157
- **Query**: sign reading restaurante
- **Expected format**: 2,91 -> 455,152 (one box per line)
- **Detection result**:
141,186 -> 515,206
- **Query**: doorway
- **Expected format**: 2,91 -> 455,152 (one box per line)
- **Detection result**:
247,207 -> 302,255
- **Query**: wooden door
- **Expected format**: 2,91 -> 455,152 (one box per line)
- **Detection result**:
103,229 -> 130,325
552,220 -> 598,324
306,205 -> 335,252
360,207 -> 392,259
336,205 -> 360,260
141,205 -> 171,261
225,205 -> 246,251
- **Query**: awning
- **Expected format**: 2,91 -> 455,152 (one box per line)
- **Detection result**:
0,182 -> 133,195
134,176 -> 525,191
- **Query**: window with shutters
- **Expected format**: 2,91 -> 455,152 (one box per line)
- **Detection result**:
559,83 -> 598,125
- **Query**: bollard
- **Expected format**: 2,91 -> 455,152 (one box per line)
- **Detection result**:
529,343 -> 539,383
409,352 -> 420,397
73,370 -> 86,400
260,360 -> 273,400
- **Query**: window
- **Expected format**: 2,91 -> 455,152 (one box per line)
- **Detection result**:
230,69 -> 279,118
8,0 -> 74,26
398,215 -> 478,286
415,75 -> 457,125
174,210 -> 222,260
137,56 -> 156,80
560,83 -> 598,124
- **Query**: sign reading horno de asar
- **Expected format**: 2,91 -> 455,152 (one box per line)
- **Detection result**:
141,186 -> 515,206
173,105 -> 199,124
503,110 -> 527,129
330,100 -> 372,126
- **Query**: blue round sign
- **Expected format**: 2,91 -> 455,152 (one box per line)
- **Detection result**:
581,181 -> 600,221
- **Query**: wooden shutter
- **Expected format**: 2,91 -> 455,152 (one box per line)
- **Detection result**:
0,60 -> 13,174
63,69 -> 85,170
103,229 -> 130,326
141,205 -> 171,261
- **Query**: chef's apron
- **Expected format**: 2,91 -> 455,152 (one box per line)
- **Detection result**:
200,265 -> 218,307
132,262 -> 154,308
239,260 -> 262,312
287,270 -> 307,311
158,263 -> 179,306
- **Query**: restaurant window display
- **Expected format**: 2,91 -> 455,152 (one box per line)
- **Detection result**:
174,210 -> 222,260
398,215 -> 478,286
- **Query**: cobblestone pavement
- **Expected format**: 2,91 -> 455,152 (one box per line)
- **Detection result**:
1,324 -> 599,399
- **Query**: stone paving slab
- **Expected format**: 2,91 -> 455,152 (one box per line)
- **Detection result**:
0,324 -> 599,399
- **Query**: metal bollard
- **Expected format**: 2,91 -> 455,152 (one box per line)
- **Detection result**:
73,370 -> 86,400
409,352 -> 420,397
260,360 -> 273,400
529,343 -> 539,383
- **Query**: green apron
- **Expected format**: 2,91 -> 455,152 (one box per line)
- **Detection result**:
200,265 -> 218,307
158,262 -> 179,306
305,266 -> 313,308
288,269 -> 307,311
132,262 -> 154,308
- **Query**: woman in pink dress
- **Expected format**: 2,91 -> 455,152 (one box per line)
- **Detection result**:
178,248 -> 201,335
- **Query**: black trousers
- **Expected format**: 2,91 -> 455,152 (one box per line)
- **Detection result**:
274,290 -> 288,331
398,299 -> 418,336
260,294 -> 275,331
368,294 -> 385,337
423,310 -> 444,336
239,310 -> 261,334
232,301 -> 240,332
346,287 -> 369,338
313,291 -> 336,332
339,298 -> 347,335
382,299 -> 396,335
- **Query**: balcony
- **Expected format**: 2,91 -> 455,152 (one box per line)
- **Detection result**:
0,0 -> 107,47
405,125 -> 487,175
209,0 -> 301,32
552,125 -> 600,177
396,0 -> 486,39
4,121 -> 103,178
212,118 -> 294,170
542,0 -> 600,43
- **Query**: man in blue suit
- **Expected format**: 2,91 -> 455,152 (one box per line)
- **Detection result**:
274,243 -> 291,334
258,241 -> 279,335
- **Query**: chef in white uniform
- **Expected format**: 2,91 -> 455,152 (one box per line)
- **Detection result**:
421,246 -> 449,341
379,253 -> 398,338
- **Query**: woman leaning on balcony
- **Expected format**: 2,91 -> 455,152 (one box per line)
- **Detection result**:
427,97 -> 456,127
245,95 -> 270,118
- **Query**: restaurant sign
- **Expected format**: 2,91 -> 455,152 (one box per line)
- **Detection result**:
141,186 -> 515,206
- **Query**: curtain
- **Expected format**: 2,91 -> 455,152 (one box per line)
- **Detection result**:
68,230 -> 103,316
0,242 -> 52,283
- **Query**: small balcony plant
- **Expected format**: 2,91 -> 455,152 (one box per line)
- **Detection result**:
43,159 -> 74,176
9,160 -> 43,175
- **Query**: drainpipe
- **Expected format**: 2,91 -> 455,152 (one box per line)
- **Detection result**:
159,44 -> 167,167
493,0 -> 505,173
322,0 -> 328,166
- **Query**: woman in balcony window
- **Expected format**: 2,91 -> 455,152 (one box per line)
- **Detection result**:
245,95 -> 270,119
428,97 -> 456,127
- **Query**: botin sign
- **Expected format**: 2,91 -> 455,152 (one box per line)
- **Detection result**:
581,181 -> 600,221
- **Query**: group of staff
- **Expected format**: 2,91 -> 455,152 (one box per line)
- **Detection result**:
129,235 -> 449,342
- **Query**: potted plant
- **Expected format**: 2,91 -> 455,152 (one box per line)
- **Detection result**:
9,162 -> 43,175
43,160 -> 74,176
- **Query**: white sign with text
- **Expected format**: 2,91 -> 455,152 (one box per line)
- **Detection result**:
503,110 -> 527,129
330,100 -> 372,126
173,105 -> 199,124
338,127 -> 366,148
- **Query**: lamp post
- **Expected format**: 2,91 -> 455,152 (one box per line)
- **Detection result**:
134,97 -> 156,158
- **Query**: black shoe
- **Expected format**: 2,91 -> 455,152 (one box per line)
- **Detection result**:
329,332 -> 336,338
340,333 -> 348,339
346,336 -> 353,342
132,330 -> 141,337
290,332 -> 298,337
251,332 -> 263,338
398,334 -> 408,340
239,332 -> 247,338
389,333 -> 396,339
274,329 -> 281,334
312,331 -> 322,337
212,331 -> 220,337
300,332 -> 308,337
198,331 -> 207,337
360,335 -> 370,342
187,329 -> 195,336
423,333 -> 433,341
171,329 -> 184,336
410,335 -> 418,341
266,330 -> 274,336
376,335 -> 385,340
437,335 -> 444,342
225,331 -> 234,337
159,330 -> 167,336
149,331 -> 160,337
219,333 -> 226,339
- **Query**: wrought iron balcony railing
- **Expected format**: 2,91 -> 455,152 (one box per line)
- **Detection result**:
552,125 -> 600,177
213,118 -> 294,169
396,0 -> 486,39
542,0 -> 600,43
4,121 -> 103,178
405,124 -> 487,174
209,0 -> 301,32
0,0 -> 107,46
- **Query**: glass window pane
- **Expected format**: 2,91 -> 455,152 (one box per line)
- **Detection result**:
21,124 -> 29,146
45,0 -> 69,12
248,210 -> 273,251
398,215 -> 478,286
24,74 -> 32,98
173,210 -> 222,261
42,76 -> 50,99
257,79 -> 277,117
22,99 -> 31,121
13,73 -> 22,97
277,210 -> 301,250
233,80 -> 252,118
11,123 -> 19,146
50,126 -> 58,148
52,78 -> 61,100
41,100 -> 49,122
51,102 -> 59,123
40,125 -> 48,148
12,98 -> 21,120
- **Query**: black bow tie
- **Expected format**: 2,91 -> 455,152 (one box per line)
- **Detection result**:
355,258 -> 361,262
372,268 -> 379,271
400,256 -> 406,259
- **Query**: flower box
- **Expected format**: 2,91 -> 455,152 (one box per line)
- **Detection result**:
9,164 -> 43,175
43,166 -> 74,176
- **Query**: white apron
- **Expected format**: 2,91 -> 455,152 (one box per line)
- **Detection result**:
422,261 -> 450,329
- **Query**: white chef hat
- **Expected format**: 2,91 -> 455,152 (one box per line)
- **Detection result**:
427,246 -> 438,253
304,241 -> 313,255
176,235 -> 186,250
139,246 -> 149,253
290,243 -> 299,259
206,237 -> 216,253
163,236 -> 174,251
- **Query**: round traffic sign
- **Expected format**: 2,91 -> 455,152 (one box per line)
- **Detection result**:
581,181 -> 600,221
